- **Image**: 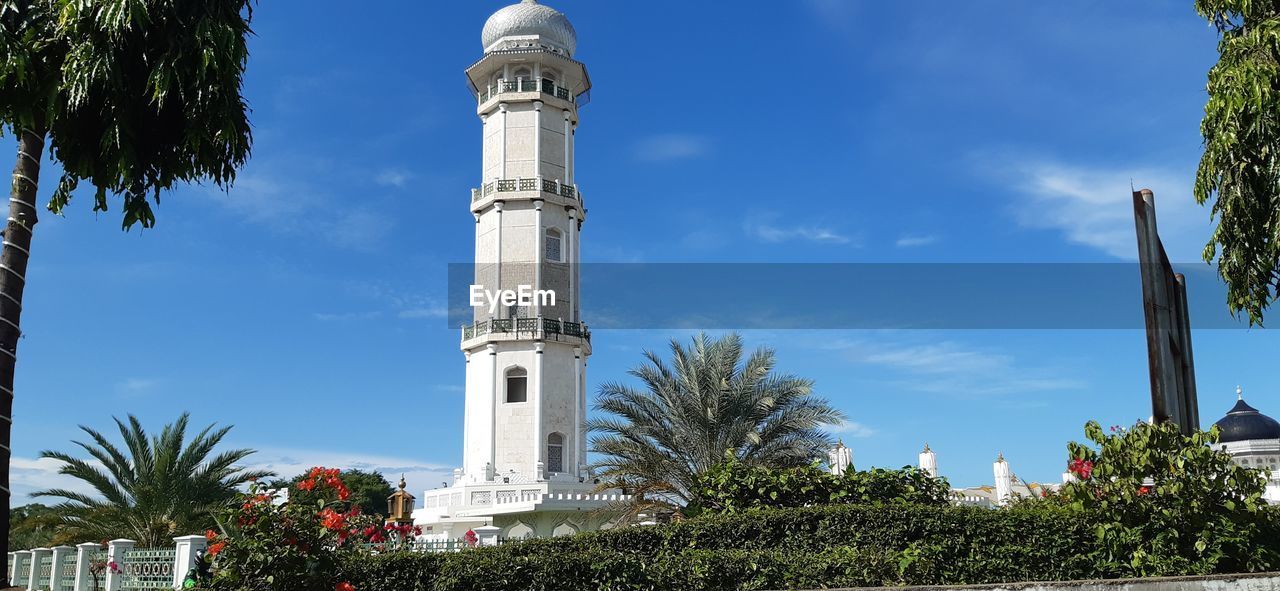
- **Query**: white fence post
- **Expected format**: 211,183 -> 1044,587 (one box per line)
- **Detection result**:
171,536 -> 207,590
29,547 -> 51,590
51,545 -> 74,591
12,550 -> 30,589
73,543 -> 100,591
474,525 -> 501,547
104,539 -> 135,591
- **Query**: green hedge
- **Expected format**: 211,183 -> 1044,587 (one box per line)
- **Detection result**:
344,504 -> 1114,590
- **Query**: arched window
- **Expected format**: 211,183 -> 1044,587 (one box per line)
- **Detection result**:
545,228 -> 563,263
506,522 -> 534,540
505,367 -> 527,403
547,432 -> 564,473
552,522 -> 578,537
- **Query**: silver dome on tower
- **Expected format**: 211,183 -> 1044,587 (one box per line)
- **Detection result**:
482,0 -> 578,56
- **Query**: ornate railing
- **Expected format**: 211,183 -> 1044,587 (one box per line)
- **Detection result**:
118,547 -> 177,590
472,176 -> 579,202
36,553 -> 53,589
90,548 -> 108,589
59,551 -> 77,591
478,78 -> 575,104
13,555 -> 30,586
462,317 -> 590,343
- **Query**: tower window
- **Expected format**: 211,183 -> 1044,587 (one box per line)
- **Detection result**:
546,229 -> 563,263
547,432 -> 564,473
505,367 -> 527,403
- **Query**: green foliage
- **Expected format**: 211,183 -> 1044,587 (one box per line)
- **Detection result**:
687,455 -> 950,516
342,504 -> 1109,590
1194,0 -> 1280,324
33,413 -> 270,547
588,332 -> 845,520
8,503 -> 62,549
0,0 -> 254,226
270,469 -> 394,519
1055,420 -> 1277,577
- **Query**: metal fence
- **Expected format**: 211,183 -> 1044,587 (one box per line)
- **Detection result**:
118,547 -> 178,590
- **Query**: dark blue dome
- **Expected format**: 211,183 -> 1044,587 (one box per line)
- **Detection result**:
1213,399 -> 1280,443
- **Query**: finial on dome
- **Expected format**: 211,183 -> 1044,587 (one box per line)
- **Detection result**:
522,0 -> 537,3
922,442 -> 931,453
997,451 -> 1005,462
1238,385 -> 1244,400
399,474 -> 407,490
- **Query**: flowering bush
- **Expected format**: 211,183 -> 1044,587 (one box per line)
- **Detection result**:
1052,421 -> 1279,577
196,467 -> 419,591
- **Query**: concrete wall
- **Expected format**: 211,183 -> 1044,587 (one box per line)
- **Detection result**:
819,573 -> 1280,591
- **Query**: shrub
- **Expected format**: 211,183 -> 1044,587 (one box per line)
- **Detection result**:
688,457 -> 951,516
1055,420 -> 1279,577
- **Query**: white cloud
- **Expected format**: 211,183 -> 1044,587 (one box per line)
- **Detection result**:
744,213 -> 853,245
999,159 -> 1209,262
831,420 -> 876,438
375,169 -> 413,188
11,456 -> 106,504
245,447 -> 456,496
633,133 -> 711,162
115,377 -> 160,396
831,337 -> 1083,396
895,234 -> 938,248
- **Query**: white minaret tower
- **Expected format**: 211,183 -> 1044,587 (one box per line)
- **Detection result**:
827,440 -> 853,476
918,443 -> 938,478
993,452 -> 1013,506
460,0 -> 591,485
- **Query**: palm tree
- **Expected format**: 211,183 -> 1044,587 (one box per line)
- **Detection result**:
0,1 -> 253,577
33,414 -> 270,547
589,333 -> 845,520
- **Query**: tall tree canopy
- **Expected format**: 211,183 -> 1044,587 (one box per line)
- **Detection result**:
1195,0 -> 1280,324
0,0 -> 253,578
588,333 -> 845,520
270,469 -> 395,518
34,413 -> 270,548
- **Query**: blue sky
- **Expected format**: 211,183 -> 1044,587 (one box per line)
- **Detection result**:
6,0 -> 1279,502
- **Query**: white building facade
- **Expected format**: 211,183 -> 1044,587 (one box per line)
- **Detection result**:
413,0 -> 626,541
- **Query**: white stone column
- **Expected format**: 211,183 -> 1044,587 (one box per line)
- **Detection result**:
562,110 -> 571,186
533,101 -> 543,178
533,341 -> 545,479
534,199 -> 544,318
28,547 -> 50,590
50,546 -> 74,591
105,539 -> 135,591
73,543 -> 99,591
568,121 -> 576,186
487,343 -> 498,480
573,216 -> 581,323
493,201 -> 504,319
479,114 -> 489,181
12,550 -> 30,590
172,535 -> 207,589
573,346 -> 583,478
567,209 -> 577,322
462,350 -> 471,473
499,102 -> 508,179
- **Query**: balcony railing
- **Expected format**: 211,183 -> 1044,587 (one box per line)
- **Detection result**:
478,78 -> 575,104
471,176 -> 580,202
462,317 -> 590,343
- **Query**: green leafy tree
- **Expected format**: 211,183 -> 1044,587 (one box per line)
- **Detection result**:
8,503 -> 61,550
1056,420 -> 1278,576
270,469 -> 395,519
0,0 -> 253,576
688,456 -> 951,516
1195,0 -> 1280,324
588,333 -> 845,521
34,413 -> 271,548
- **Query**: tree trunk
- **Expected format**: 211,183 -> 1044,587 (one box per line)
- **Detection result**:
1,125 -> 45,587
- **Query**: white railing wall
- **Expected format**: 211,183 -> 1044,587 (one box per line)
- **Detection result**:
8,536 -> 206,591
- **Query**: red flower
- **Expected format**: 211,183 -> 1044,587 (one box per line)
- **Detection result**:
205,530 -> 217,541
1137,486 -> 1151,496
207,542 -> 226,557
336,582 -> 355,591
463,529 -> 478,547
320,508 -> 346,531
1068,458 -> 1094,480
